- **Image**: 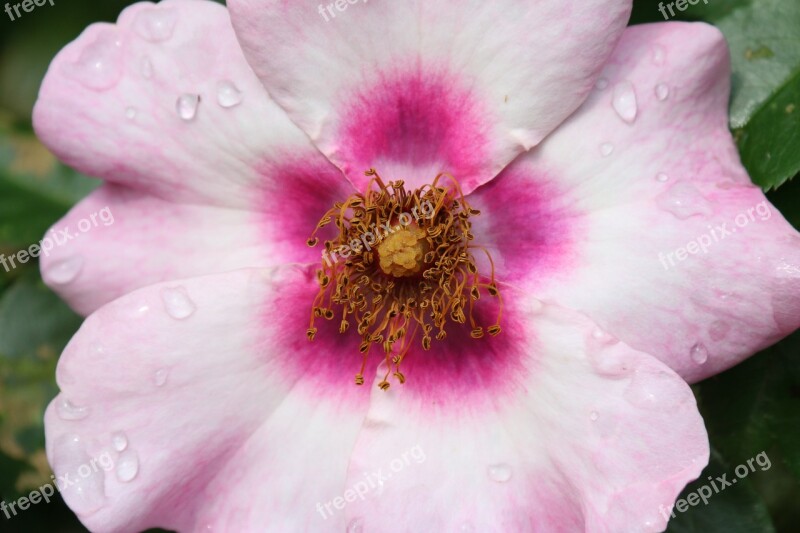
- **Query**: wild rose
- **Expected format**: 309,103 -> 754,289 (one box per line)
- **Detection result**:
32,0 -> 800,531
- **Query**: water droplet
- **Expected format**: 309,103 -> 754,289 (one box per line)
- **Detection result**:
52,435 -> 106,513
690,343 -> 709,364
595,77 -> 609,90
111,431 -> 128,452
600,142 -> 614,157
588,345 -> 631,378
160,286 -> 196,319
141,57 -> 153,79
133,8 -> 178,42
487,463 -> 512,483
116,450 -> 140,483
176,94 -> 200,121
125,107 -> 137,120
591,327 -> 618,345
652,44 -> 666,65
709,320 -> 731,341
66,30 -> 124,90
612,81 -> 638,123
655,83 -> 670,101
510,128 -> 538,151
128,302 -> 150,319
216,80 -> 244,108
47,257 -> 84,285
655,182 -> 712,219
56,398 -> 90,421
154,368 -> 170,387
624,370 -> 685,410
590,411 -> 599,421
656,172 -> 669,182
346,518 -> 364,533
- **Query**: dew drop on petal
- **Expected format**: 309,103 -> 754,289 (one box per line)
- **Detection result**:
125,107 -> 137,120
656,172 -> 669,183
655,83 -> 670,101
161,286 -> 196,319
612,81 -> 638,124
141,57 -> 154,79
652,44 -> 666,65
690,342 -> 709,364
127,302 -> 151,319
111,431 -> 128,452
52,435 -> 106,513
595,77 -> 609,90
47,257 -> 84,285
56,398 -> 90,421
133,8 -> 178,42
600,142 -> 614,157
588,346 -> 631,378
624,370 -> 685,410
216,80 -> 244,108
116,450 -> 140,483
709,320 -> 731,342
655,182 -> 712,219
154,368 -> 170,387
590,411 -> 599,421
176,94 -> 200,121
346,518 -> 364,533
66,30 -> 124,91
487,463 -> 512,483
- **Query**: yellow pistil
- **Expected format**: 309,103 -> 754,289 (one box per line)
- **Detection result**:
307,169 -> 503,389
377,224 -> 429,277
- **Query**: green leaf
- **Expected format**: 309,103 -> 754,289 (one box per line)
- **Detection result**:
768,332 -> 800,481
666,449 -> 774,532
736,73 -> 800,190
0,274 -> 82,359
0,275 -> 81,497
766,171 -> 800,230
0,132 -> 98,249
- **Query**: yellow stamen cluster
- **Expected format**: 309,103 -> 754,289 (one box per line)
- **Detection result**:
307,170 -> 503,389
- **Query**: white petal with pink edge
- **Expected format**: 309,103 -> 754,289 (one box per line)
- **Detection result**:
39,172 -> 353,316
341,300 -> 708,532
45,267 -> 372,532
229,0 -> 632,194
33,0 -> 344,210
477,22 -> 800,383
39,185 -> 267,316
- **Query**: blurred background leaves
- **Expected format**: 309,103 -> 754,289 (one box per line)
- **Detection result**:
0,0 -> 797,531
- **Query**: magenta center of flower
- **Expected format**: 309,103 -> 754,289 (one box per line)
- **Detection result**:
306,169 -> 503,389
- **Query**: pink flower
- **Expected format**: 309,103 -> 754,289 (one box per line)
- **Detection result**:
33,0 -> 800,531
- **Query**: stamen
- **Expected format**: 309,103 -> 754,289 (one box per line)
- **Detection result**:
308,169 -> 502,388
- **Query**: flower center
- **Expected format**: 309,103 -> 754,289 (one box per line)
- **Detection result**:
376,224 -> 429,277
307,169 -> 502,389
